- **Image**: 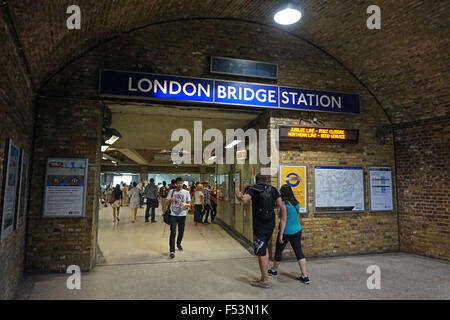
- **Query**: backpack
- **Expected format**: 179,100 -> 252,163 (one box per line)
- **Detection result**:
249,184 -> 275,219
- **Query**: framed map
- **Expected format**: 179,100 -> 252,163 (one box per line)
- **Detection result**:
314,166 -> 365,213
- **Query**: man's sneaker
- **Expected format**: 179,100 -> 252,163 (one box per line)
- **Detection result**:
268,268 -> 278,277
177,245 -> 183,251
296,275 -> 310,284
169,252 -> 175,259
250,280 -> 271,289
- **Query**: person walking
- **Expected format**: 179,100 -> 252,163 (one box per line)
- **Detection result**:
144,178 -> 159,222
122,183 -> 129,206
193,183 -> 204,226
129,182 -> 142,223
112,184 -> 123,223
236,174 -> 286,289
209,187 -> 217,223
202,183 -> 211,224
166,177 -> 191,259
268,184 -> 310,284
159,181 -> 170,215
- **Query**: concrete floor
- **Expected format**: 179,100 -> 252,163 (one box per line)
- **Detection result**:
14,206 -> 450,300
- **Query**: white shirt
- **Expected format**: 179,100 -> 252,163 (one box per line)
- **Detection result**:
168,189 -> 191,216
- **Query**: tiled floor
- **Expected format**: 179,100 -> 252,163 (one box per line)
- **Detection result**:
97,205 -> 252,265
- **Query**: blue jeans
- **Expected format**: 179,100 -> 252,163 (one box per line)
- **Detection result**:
145,198 -> 157,221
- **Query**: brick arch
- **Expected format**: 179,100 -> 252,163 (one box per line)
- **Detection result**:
7,1 -> 449,125
39,17 -> 392,124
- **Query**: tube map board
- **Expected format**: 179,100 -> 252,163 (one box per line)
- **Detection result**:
314,166 -> 364,213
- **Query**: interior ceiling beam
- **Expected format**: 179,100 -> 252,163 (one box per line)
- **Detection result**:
102,153 -> 122,163
116,148 -> 149,165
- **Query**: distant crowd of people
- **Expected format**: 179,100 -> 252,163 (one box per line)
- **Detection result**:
101,178 -> 217,225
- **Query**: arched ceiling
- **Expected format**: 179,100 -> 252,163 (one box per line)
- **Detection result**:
6,0 -> 450,125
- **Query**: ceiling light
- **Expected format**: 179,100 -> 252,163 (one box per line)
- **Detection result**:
274,2 -> 302,25
225,140 -> 241,149
102,128 -> 122,145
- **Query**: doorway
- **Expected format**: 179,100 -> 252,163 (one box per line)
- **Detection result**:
96,102 -> 261,265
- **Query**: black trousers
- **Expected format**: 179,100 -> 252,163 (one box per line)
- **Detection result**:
145,198 -> 157,221
202,204 -> 211,222
210,202 -> 217,222
169,215 -> 186,253
194,204 -> 203,223
274,230 -> 305,261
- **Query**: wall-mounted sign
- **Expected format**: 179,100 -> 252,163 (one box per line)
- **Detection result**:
43,158 -> 88,218
314,166 -> 365,213
1,139 -> 20,241
210,56 -> 278,80
236,150 -> 247,160
369,166 -> 394,212
279,125 -> 359,143
279,165 -> 307,213
99,70 -> 360,114
16,150 -> 30,228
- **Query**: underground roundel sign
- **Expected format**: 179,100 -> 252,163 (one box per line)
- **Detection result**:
279,165 -> 308,213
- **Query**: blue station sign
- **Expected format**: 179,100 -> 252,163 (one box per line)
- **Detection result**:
99,70 -> 360,114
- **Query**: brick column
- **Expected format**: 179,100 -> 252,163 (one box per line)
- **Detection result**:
25,97 -> 103,272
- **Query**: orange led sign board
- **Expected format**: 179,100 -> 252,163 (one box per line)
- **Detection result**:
279,126 -> 359,143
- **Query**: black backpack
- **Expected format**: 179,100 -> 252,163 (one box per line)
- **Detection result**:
250,184 -> 275,219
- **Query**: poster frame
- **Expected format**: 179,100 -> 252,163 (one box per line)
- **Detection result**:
1,139 -> 21,241
16,150 -> 30,228
368,166 -> 395,212
313,165 -> 365,214
43,157 -> 88,218
279,164 -> 308,214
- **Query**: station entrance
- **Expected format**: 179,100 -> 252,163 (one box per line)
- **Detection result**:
96,102 -> 261,265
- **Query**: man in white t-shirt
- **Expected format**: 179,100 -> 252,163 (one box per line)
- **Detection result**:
166,177 -> 191,259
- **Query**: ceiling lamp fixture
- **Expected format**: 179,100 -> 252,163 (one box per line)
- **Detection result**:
274,1 -> 302,25
102,128 -> 122,145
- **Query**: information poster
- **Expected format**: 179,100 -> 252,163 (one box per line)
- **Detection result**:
314,166 -> 364,213
279,165 -> 307,213
1,139 -> 20,241
43,158 -> 88,218
16,151 -> 30,228
369,167 -> 394,211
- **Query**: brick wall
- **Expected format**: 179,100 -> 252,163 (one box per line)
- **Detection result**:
395,120 -> 450,260
269,109 -> 398,259
0,8 -> 34,299
25,97 -> 103,273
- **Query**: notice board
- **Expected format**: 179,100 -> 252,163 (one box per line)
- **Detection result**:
314,166 -> 365,213
368,166 -> 394,212
43,158 -> 88,218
